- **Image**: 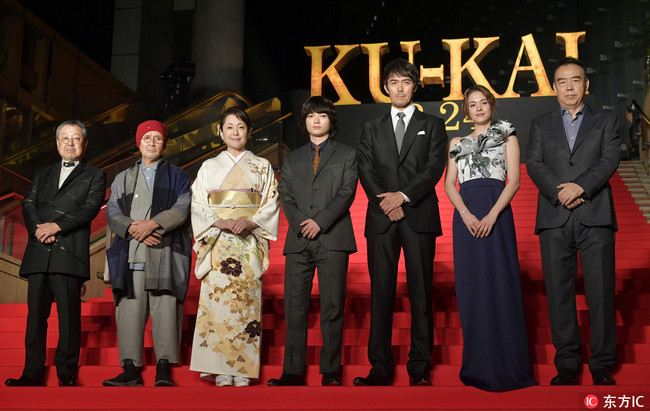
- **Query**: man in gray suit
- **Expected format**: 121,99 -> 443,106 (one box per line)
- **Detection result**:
268,96 -> 357,386
527,57 -> 619,386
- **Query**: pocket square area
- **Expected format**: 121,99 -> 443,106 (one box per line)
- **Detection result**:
417,130 -> 426,135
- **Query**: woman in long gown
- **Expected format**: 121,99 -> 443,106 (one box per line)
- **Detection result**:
189,107 -> 280,386
444,85 -> 537,391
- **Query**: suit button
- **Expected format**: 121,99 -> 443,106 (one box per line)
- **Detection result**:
569,162 -> 574,166
310,206 -> 313,209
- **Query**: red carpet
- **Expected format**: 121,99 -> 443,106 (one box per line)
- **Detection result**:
1,166 -> 650,410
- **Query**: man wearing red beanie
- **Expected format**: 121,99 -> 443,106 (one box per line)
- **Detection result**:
104,120 -> 192,387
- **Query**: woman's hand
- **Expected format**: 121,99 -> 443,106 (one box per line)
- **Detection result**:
212,218 -> 235,231
230,218 -> 258,236
461,211 -> 481,236
475,213 -> 497,238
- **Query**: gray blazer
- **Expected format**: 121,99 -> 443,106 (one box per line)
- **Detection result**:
279,139 -> 358,254
526,103 -> 620,233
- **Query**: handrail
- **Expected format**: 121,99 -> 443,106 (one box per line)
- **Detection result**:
164,90 -> 253,124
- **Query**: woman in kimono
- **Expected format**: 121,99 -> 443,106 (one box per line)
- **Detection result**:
189,107 -> 280,386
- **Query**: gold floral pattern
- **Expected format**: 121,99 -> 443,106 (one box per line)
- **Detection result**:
190,152 -> 279,380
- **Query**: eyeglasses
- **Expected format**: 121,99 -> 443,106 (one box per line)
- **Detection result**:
141,135 -> 165,144
57,136 -> 84,145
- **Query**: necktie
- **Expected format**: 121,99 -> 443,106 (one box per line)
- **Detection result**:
395,112 -> 406,154
63,161 -> 75,167
313,145 -> 321,174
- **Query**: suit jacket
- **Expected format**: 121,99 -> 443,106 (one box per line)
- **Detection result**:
526,103 -> 620,233
279,139 -> 358,254
357,108 -> 448,236
20,160 -> 106,279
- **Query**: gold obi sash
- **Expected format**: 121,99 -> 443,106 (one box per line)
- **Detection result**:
208,190 -> 261,220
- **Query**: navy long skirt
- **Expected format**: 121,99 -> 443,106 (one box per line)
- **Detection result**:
453,178 -> 537,391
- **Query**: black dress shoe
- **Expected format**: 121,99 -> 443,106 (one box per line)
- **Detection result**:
550,369 -> 578,385
592,369 -> 616,385
58,377 -> 78,387
321,372 -> 342,386
155,359 -> 174,387
267,373 -> 305,386
5,375 -> 44,387
409,375 -> 432,386
352,376 -> 392,386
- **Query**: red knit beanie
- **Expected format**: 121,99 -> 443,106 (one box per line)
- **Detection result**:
136,120 -> 167,148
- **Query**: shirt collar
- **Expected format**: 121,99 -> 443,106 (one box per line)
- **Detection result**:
140,158 -> 161,171
391,104 -> 416,120
310,139 -> 329,151
560,104 -> 585,118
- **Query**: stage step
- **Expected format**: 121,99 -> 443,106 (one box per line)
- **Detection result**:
1,166 -> 649,410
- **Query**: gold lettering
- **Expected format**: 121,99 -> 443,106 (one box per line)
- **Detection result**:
556,32 -> 586,59
440,102 -> 460,131
305,44 -> 361,105
360,42 -> 390,104
442,37 -> 500,100
400,41 -> 421,64
502,34 -> 553,98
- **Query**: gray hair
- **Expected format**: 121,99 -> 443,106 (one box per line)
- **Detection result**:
56,119 -> 87,139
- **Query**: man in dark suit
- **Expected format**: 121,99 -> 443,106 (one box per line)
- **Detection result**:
5,120 -> 106,387
355,59 -> 448,386
268,96 -> 357,387
526,57 -> 619,386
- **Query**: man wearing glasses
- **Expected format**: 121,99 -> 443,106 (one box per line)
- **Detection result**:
5,120 -> 106,387
103,120 -> 192,387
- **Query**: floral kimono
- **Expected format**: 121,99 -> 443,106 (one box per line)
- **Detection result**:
189,150 -> 279,380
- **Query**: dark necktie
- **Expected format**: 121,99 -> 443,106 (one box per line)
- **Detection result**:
313,145 -> 321,174
63,161 -> 75,167
395,112 -> 406,154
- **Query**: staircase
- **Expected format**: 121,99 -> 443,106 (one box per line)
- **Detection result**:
1,165 -> 650,410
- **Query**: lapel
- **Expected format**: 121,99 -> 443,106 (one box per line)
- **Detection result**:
59,161 -> 87,192
380,113 -> 400,161
50,162 -> 62,193
399,109 -> 424,163
314,139 -> 337,180
295,144 -> 314,180
571,104 -> 596,153
549,110 -> 572,153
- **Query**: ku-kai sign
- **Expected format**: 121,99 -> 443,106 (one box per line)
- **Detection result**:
305,32 -> 586,105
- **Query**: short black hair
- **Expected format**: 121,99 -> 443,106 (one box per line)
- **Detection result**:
382,58 -> 419,89
298,95 -> 339,139
219,107 -> 251,132
554,57 -> 586,81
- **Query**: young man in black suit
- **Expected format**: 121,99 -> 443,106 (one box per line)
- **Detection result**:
355,59 -> 448,386
527,57 -> 620,386
5,120 -> 106,387
268,96 -> 358,386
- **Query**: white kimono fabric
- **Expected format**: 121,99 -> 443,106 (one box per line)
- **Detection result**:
189,151 -> 279,380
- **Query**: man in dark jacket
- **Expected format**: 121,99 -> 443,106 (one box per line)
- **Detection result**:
5,119 -> 106,387
527,57 -> 619,386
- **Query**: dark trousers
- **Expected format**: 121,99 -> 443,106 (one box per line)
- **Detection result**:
24,273 -> 85,380
282,240 -> 348,375
366,221 -> 436,379
539,214 -> 617,373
